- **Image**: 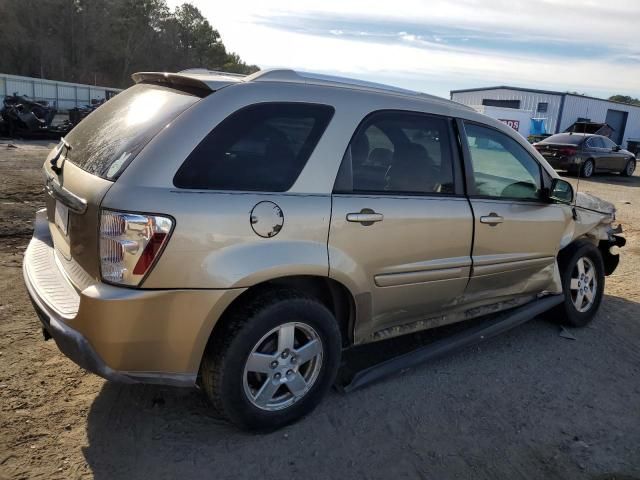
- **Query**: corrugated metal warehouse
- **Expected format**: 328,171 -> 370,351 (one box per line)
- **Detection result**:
450,86 -> 640,151
0,73 -> 120,112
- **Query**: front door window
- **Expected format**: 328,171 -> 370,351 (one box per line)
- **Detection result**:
464,123 -> 542,201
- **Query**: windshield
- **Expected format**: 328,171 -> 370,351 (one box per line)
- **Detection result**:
64,83 -> 200,180
539,134 -> 586,145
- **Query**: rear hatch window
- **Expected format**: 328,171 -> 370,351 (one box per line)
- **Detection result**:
64,83 -> 201,180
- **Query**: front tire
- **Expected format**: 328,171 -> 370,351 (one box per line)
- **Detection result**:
621,158 -> 636,177
580,158 -> 594,178
200,289 -> 342,431
551,241 -> 605,327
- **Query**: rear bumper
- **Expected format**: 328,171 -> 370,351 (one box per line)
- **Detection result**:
24,266 -> 135,383
23,209 -> 244,386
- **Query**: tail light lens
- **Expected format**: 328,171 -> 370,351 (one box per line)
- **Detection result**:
99,210 -> 173,286
560,147 -> 577,156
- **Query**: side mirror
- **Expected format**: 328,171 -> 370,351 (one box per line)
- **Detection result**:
548,178 -> 574,204
613,145 -> 621,151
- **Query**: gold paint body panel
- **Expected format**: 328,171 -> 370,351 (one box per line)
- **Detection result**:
22,74 -> 618,383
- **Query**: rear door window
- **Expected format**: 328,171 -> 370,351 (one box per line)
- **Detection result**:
64,83 -> 201,180
174,103 -> 334,192
334,111 -> 456,195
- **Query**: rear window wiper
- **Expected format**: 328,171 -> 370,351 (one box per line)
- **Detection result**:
50,138 -> 72,174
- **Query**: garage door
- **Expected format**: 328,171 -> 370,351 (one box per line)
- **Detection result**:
605,109 -> 628,144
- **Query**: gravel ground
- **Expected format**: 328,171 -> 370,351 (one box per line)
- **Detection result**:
0,140 -> 638,480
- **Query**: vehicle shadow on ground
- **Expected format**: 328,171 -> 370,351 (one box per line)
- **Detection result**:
82,294 -> 640,480
558,170 -> 640,187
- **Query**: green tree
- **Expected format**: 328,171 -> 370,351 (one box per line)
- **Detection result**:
0,0 -> 258,89
608,95 -> 640,106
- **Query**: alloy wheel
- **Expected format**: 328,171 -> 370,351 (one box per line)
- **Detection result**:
569,256 -> 597,313
243,322 -> 323,411
626,160 -> 636,176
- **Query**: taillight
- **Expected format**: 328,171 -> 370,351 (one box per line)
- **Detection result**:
99,210 -> 173,286
559,147 -> 577,156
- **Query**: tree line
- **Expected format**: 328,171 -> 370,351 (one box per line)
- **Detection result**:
608,95 -> 640,106
0,0 -> 259,89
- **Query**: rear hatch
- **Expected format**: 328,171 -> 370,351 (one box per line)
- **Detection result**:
43,82 -> 204,287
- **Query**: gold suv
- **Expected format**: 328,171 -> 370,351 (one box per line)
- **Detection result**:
23,69 -> 624,430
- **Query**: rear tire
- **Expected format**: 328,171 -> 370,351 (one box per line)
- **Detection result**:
580,158 -> 594,178
621,158 -> 636,177
200,289 -> 342,431
549,241 -> 605,327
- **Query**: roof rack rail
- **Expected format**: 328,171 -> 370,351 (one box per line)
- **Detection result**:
247,69 -> 417,94
245,69 -> 471,108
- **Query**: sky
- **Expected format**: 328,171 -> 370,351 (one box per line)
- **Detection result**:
167,0 -> 640,100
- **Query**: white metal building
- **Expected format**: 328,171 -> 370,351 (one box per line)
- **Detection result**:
0,73 -> 120,112
450,86 -> 640,149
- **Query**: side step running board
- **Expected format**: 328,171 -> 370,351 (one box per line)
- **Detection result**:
340,294 -> 564,393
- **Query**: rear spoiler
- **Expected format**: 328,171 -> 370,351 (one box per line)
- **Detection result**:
131,71 -> 245,95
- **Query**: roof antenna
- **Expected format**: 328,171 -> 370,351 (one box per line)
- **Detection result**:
572,106 -> 589,215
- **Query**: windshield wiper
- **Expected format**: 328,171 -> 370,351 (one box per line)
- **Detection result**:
50,138 -> 72,175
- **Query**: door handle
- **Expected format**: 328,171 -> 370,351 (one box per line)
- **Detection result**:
479,213 -> 504,226
346,209 -> 384,225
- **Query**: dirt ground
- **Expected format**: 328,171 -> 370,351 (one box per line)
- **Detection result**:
0,140 -> 638,480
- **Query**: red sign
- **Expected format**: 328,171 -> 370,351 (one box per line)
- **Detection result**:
499,119 -> 520,130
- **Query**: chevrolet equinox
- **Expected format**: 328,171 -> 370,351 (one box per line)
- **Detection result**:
23,69 -> 625,430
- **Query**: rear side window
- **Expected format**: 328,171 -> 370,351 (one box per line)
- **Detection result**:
65,83 -> 201,180
174,103 -> 334,191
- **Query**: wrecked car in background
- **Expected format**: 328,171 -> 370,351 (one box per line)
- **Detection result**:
22,69 -> 625,431
0,94 -> 73,138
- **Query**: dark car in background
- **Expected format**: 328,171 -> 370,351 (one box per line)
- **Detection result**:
533,133 -> 636,178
